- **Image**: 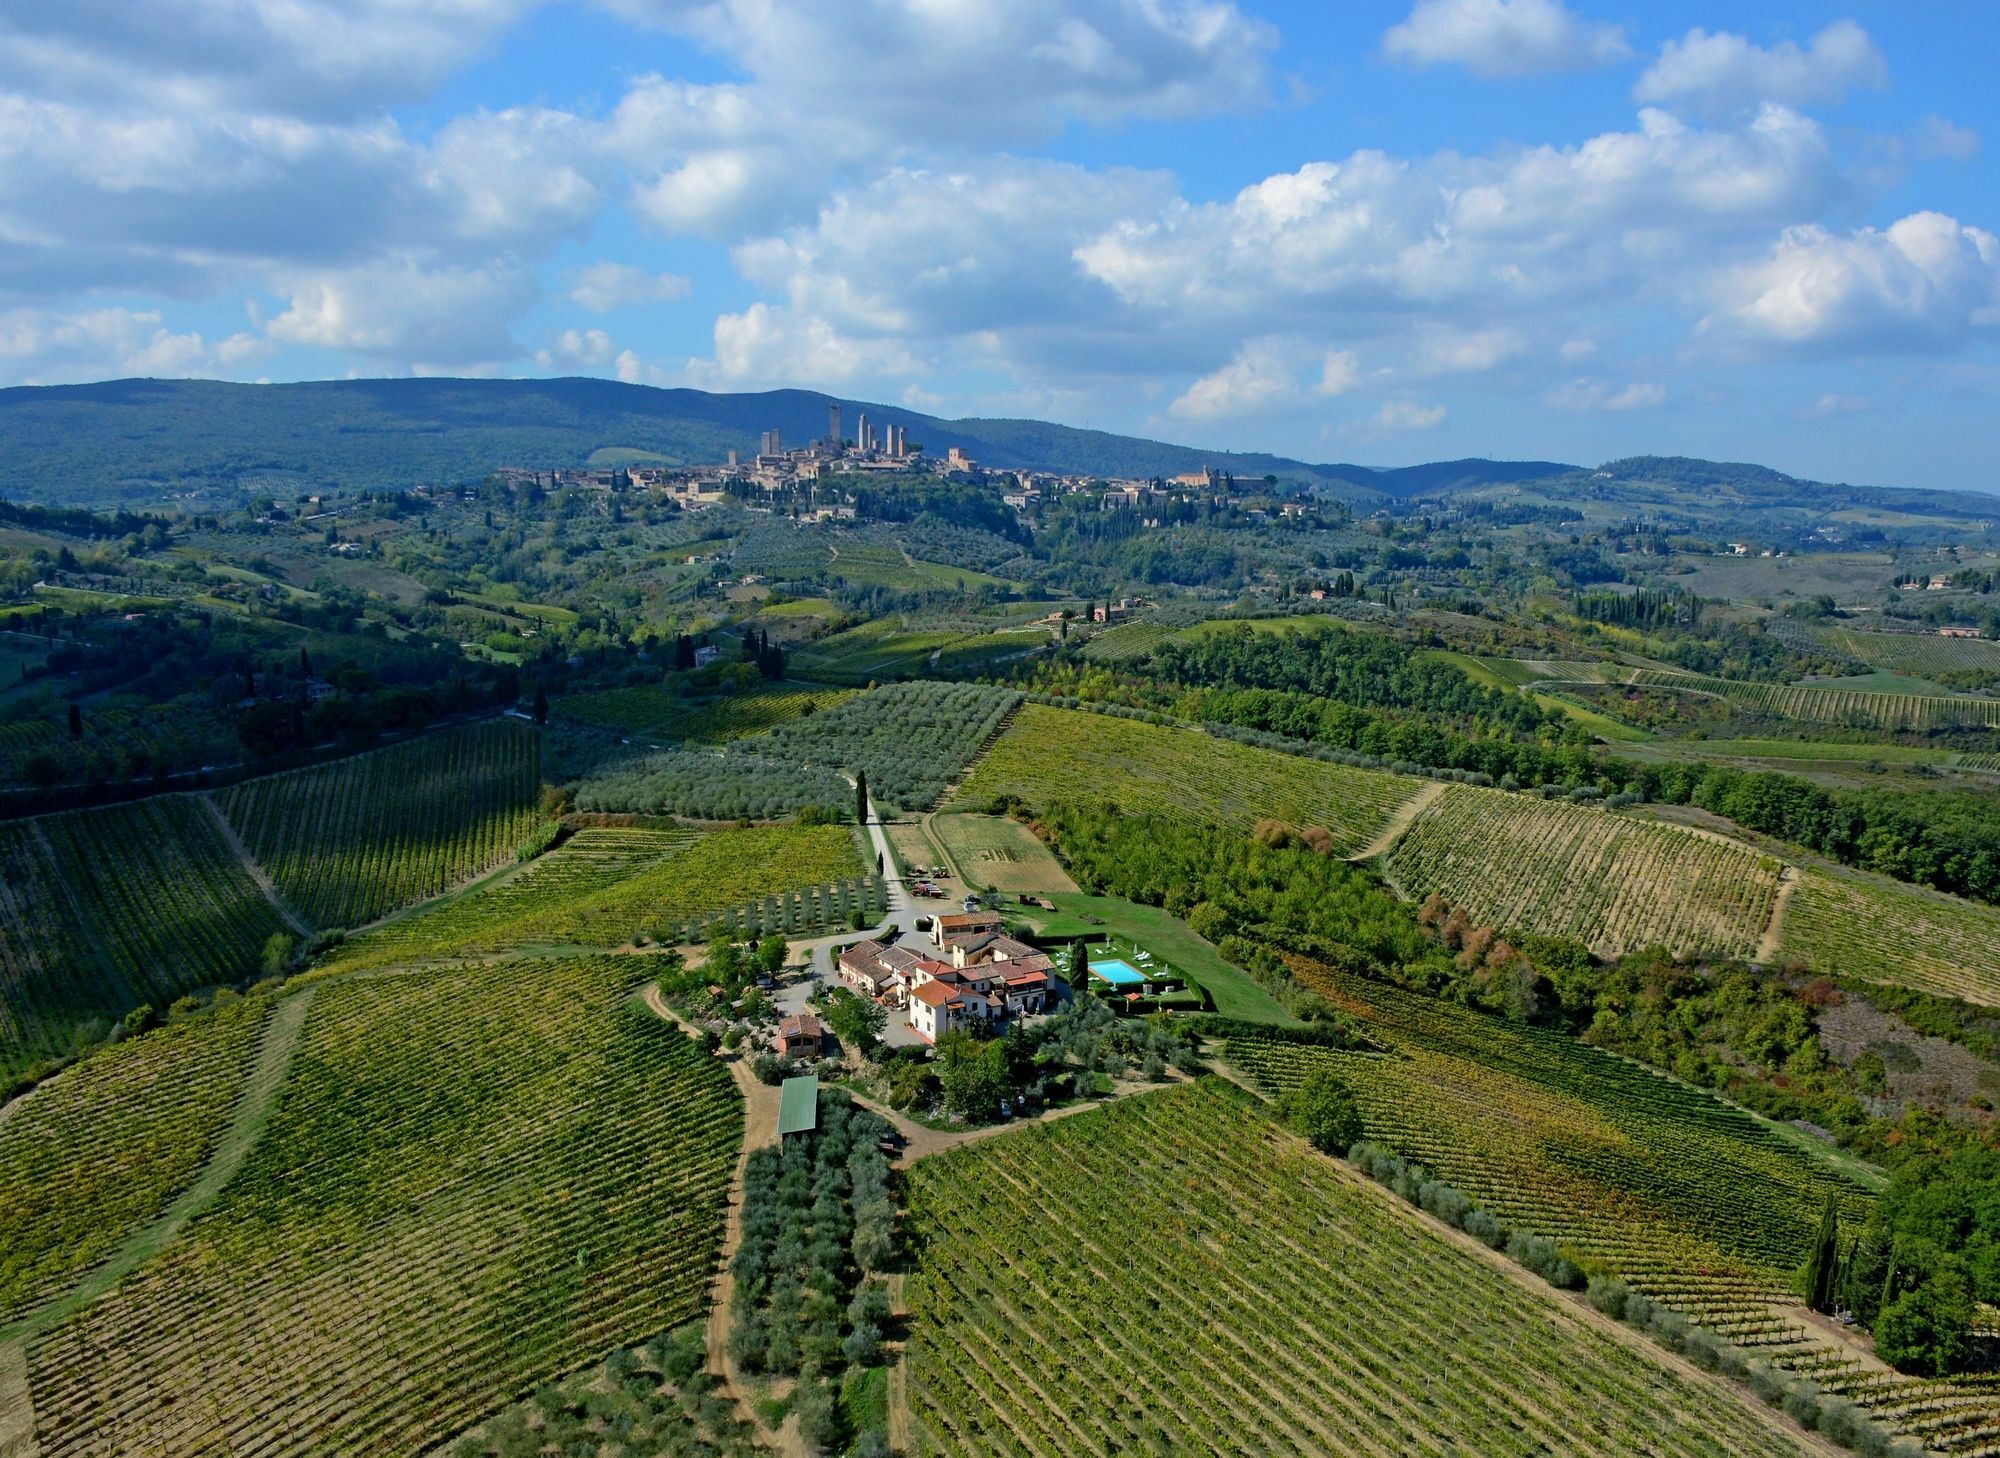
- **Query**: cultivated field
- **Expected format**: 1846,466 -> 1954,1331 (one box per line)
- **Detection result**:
553,682 -> 854,742
928,813 -> 1077,896
1626,669 -> 2000,730
23,958 -> 739,1457
0,796 -> 291,1081
904,1080 -> 1826,1458
1222,967 -> 2000,1450
1808,624 -> 2000,678
1381,787 -> 1783,959
760,681 -> 1020,814
0,996 -> 266,1323
220,718 -> 544,929
952,704 -> 1417,845
1780,868 -> 2000,1007
324,823 -> 871,967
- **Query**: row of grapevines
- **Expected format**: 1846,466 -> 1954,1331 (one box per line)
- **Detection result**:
904,1081 -> 1823,1458
0,797 -> 289,1082
1382,785 -> 1782,959
25,957 -> 740,1458
219,718 -> 543,929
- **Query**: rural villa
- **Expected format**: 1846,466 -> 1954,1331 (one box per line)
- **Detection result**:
838,909 -> 1055,1042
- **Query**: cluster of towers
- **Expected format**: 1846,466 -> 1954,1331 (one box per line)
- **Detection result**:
829,404 -> 907,458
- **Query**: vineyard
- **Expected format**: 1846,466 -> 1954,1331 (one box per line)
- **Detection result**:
1780,868 -> 2000,1006
903,1080 -> 1824,1458
1076,617 -> 1174,661
219,718 -> 544,929
553,682 -> 855,743
1622,668 -> 2000,730
759,681 -> 1021,813
953,703 -> 1420,845
1805,623 -> 2000,679
0,996 -> 266,1323
0,796 -> 291,1082
324,823 -> 873,967
1380,787 -> 1784,959
1217,972 -> 2000,1451
23,957 -> 740,1457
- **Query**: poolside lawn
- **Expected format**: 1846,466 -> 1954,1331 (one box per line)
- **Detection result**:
1024,893 -> 1298,1026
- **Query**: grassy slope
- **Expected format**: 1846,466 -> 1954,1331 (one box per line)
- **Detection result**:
953,703 -> 1417,845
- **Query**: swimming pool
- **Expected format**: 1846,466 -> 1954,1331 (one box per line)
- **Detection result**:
1089,958 -> 1146,986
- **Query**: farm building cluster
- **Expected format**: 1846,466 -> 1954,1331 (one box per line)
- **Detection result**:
837,910 -> 1055,1042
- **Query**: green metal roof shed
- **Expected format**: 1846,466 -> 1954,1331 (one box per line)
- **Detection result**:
778,1074 -> 819,1140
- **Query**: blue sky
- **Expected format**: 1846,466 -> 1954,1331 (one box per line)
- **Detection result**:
0,1 -> 1995,488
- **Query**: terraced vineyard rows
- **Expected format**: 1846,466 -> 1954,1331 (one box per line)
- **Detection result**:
0,797 -> 291,1081
553,682 -> 855,742
952,703 -> 1417,844
0,997 -> 266,1323
1380,787 -> 1783,958
904,1081 -> 1825,1458
475,823 -> 868,951
1218,975 -> 2000,1452
320,826 -> 698,970
324,824 -> 875,968
1780,867 -> 2000,1006
220,718 -> 544,929
1626,668 -> 2000,730
1807,623 -> 2000,678
24,958 -> 740,1458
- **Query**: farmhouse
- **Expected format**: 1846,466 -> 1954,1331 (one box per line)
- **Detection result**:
775,1013 -> 825,1058
908,977 -> 997,1042
836,939 -> 897,997
929,910 -> 1003,940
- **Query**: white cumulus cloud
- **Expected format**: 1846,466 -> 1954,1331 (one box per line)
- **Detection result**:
1169,338 -> 1306,419
1383,0 -> 1629,78
1711,211 -> 2000,350
1636,21 -> 1887,121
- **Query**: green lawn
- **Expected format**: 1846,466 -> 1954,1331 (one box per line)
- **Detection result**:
1029,893 -> 1296,1025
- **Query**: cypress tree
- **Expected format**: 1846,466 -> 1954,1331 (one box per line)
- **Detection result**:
855,770 -> 868,827
1805,1195 -> 1840,1313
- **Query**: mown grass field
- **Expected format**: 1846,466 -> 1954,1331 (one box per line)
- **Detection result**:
220,718 -> 545,929
927,813 -> 1077,897
0,997 -> 267,1324
553,682 -> 855,743
1780,867 -> 2000,1007
24,958 -> 739,1458
1381,786 -> 1784,959
952,704 -> 1417,844
904,1080 -> 1825,1458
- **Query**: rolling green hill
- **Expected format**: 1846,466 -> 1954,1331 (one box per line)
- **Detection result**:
0,376 -> 1573,507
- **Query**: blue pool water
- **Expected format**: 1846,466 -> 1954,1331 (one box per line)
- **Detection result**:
1090,958 -> 1146,986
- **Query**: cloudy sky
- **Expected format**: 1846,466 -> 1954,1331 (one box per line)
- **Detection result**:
1,0 -> 1995,486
